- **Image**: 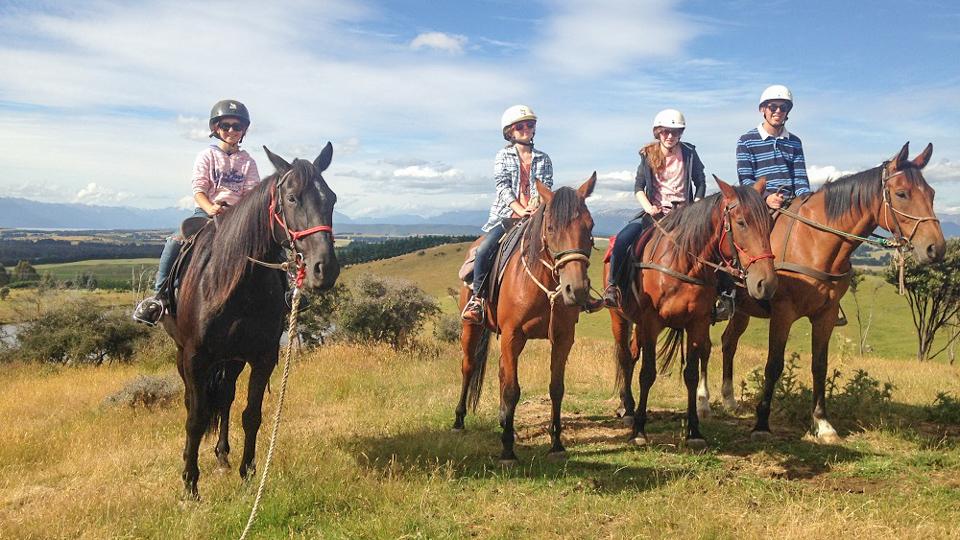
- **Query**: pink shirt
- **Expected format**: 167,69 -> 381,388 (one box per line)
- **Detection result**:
650,151 -> 686,212
191,146 -> 261,206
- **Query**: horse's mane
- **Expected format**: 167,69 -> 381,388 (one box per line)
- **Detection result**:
820,161 -> 926,222
524,186 -> 582,263
655,185 -> 769,273
190,170 -> 284,315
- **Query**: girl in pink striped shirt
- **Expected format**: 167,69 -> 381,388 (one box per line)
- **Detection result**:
133,99 -> 260,325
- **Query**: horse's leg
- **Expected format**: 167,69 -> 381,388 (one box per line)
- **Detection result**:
696,345 -> 711,420
610,310 -> 636,424
720,310 -> 752,411
239,354 -> 277,481
630,319 -> 661,445
547,332 -> 574,459
498,329 -> 526,464
685,325 -> 710,449
214,361 -> 245,470
810,310 -> 842,444
181,352 -> 211,499
752,308 -> 795,440
453,321 -> 483,431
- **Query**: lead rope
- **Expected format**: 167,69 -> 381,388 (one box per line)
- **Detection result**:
239,281 -> 303,540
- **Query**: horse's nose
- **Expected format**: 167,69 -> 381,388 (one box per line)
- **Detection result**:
926,241 -> 945,262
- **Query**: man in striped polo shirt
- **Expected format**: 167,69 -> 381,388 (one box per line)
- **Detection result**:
736,85 -> 809,209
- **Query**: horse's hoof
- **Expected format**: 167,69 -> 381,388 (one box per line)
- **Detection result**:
722,397 -> 738,411
621,415 -> 635,427
450,427 -> 464,433
816,430 -> 842,445
696,406 -> 711,421
630,436 -> 649,447
499,458 -> 519,468
686,438 -> 708,451
750,430 -> 772,442
546,450 -> 568,462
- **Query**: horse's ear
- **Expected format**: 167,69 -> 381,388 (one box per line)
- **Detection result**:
890,142 -> 910,171
754,177 -> 767,195
263,146 -> 291,174
578,172 -> 597,199
535,179 -> 553,203
912,143 -> 933,170
314,142 -> 334,173
714,175 -> 736,200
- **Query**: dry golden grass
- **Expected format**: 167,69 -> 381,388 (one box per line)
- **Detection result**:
1,333 -> 958,539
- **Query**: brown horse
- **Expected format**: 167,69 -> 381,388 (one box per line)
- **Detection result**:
453,175 -> 597,463
607,178 -> 777,448
163,144 -> 340,498
714,142 -> 945,443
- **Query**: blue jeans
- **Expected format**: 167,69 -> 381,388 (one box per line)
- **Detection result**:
154,208 -> 208,292
471,221 -> 509,296
609,220 -> 646,291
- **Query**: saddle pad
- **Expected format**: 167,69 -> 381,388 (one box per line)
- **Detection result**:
488,218 -> 525,308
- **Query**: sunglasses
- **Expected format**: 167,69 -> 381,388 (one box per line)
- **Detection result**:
513,120 -> 536,131
218,122 -> 247,132
765,102 -> 792,113
659,128 -> 684,138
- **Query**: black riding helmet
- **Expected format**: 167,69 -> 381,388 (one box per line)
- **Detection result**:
208,99 -> 250,142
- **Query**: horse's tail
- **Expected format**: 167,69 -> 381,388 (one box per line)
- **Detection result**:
466,327 -> 491,412
612,315 -> 635,397
657,328 -> 685,375
203,362 -> 232,436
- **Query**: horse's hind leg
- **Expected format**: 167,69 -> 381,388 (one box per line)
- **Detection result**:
239,354 -> 277,481
214,361 -> 245,470
684,326 -> 710,450
610,311 -> 636,424
547,333 -> 574,459
720,310 -> 751,411
498,329 -> 527,464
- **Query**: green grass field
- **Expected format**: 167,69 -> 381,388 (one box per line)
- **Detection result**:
2,241 -> 959,538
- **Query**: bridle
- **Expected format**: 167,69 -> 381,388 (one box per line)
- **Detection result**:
518,207 -> 594,343
249,168 -> 334,287
879,164 -> 940,253
716,200 -> 775,279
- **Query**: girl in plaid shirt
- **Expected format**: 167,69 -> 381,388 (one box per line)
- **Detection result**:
461,105 -> 553,324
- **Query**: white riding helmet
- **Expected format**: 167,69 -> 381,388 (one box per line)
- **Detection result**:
501,105 -> 537,137
652,109 -> 686,129
759,85 -> 793,106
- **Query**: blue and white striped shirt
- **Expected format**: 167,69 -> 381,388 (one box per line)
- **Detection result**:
483,146 -> 554,231
736,124 -> 810,196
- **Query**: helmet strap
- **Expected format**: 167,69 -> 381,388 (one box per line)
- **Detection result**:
515,139 -> 534,148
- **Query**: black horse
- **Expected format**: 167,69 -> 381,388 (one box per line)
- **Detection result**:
162,143 -> 339,499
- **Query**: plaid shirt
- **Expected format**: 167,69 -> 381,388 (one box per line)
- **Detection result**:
483,146 -> 554,231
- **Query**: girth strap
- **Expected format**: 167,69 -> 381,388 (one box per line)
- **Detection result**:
775,261 -> 851,282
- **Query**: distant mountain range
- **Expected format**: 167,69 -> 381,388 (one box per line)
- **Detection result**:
1,196 -> 959,238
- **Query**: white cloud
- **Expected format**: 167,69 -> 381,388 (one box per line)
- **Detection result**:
535,0 -> 698,75
177,195 -> 196,210
410,32 -> 467,54
393,165 -> 463,179
598,170 -> 634,184
73,183 -> 135,205
807,165 -> 857,188
925,159 -> 960,184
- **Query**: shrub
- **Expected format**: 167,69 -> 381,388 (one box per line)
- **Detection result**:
0,287 -> 9,300
741,352 -> 894,431
432,313 -> 462,343
927,392 -> 960,424
335,274 -> 439,349
104,374 -> 182,409
296,283 -> 348,348
13,298 -> 150,364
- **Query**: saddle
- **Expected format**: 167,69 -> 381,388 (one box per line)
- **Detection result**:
488,218 -> 526,307
158,216 -> 213,316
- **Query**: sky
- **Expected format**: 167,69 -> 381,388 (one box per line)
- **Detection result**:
1,0 -> 958,219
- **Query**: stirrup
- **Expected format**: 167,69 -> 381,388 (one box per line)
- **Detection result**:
132,296 -> 165,326
461,295 -> 485,324
712,290 -> 736,323
835,305 -> 848,327
602,284 -> 622,309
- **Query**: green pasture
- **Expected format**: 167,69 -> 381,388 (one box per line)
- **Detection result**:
34,258 -> 159,282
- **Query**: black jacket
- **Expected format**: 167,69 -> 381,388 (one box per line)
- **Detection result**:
633,141 -> 706,217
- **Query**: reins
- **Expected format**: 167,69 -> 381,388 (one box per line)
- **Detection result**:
772,165 -> 939,294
